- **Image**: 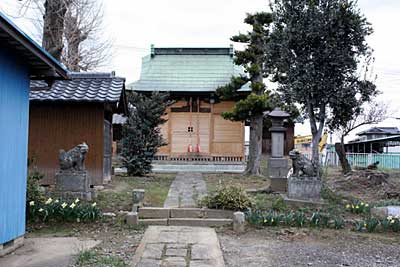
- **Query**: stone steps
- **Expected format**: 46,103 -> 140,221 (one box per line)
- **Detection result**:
137,207 -> 234,227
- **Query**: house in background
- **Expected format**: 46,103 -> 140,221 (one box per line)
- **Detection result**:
129,46 -> 250,162
29,72 -> 127,186
0,12 -> 68,254
346,127 -> 400,153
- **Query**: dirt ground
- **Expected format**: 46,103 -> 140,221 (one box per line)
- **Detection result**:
218,227 -> 400,267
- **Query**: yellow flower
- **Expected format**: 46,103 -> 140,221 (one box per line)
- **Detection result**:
61,202 -> 67,209
74,198 -> 80,203
55,199 -> 59,203
387,216 -> 393,221
355,206 -> 359,209
391,220 -> 395,224
351,205 -> 354,209
346,204 -> 351,209
29,201 -> 35,206
39,208 -> 44,212
70,203 -> 76,209
364,223 -> 367,228
91,202 -> 97,207
271,218 -> 274,223
45,198 -> 53,204
365,204 -> 369,207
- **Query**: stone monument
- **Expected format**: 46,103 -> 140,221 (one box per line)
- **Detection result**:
55,142 -> 92,201
286,150 -> 323,202
267,108 -> 290,192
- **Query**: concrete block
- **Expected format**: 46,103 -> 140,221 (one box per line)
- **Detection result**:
0,236 -> 24,257
139,207 -> 170,219
139,219 -> 168,226
168,218 -> 232,227
126,212 -> 139,225
287,176 -> 322,200
233,212 -> 245,233
205,209 -> 234,219
55,171 -> 89,192
170,208 -> 204,218
371,206 -> 400,219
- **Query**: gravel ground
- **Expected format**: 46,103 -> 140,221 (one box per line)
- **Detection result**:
219,227 -> 400,267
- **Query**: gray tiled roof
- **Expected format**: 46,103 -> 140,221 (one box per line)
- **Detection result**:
129,47 -> 250,93
357,127 -> 400,136
30,72 -> 125,102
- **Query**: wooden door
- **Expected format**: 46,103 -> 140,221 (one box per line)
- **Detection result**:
103,119 -> 112,182
170,113 -> 210,155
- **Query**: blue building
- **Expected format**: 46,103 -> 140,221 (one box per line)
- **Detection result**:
0,12 -> 68,254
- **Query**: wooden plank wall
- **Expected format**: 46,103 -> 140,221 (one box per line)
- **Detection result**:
28,102 -> 105,186
157,100 -> 244,157
0,48 -> 30,244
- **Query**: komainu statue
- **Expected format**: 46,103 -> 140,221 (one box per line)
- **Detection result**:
289,149 -> 320,177
59,142 -> 89,171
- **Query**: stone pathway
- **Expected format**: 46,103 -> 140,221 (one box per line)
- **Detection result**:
163,172 -> 207,208
131,226 -> 225,267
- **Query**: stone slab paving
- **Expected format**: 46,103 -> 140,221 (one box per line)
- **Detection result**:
164,172 -> 207,208
131,226 -> 225,267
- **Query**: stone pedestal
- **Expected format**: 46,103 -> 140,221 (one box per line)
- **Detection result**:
268,158 -> 289,192
287,176 -> 322,201
55,170 -> 91,201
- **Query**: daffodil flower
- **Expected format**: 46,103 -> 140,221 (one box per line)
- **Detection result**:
39,208 -> 44,212
355,206 -> 359,209
391,220 -> 395,224
365,204 -> 369,207
271,219 -> 274,223
55,199 -> 59,204
388,216 -> 393,221
61,202 -> 67,209
45,198 -> 53,205
364,223 -> 367,227
70,203 -> 76,209
92,202 -> 97,207
29,201 -> 35,206
263,219 -> 267,223
346,204 -> 351,209
74,198 -> 80,203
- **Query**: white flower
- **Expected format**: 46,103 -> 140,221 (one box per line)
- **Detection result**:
55,199 -> 59,204
61,202 -> 68,209
45,198 -> 53,205
29,201 -> 35,206
74,198 -> 80,203
91,202 -> 97,207
39,208 -> 44,212
387,216 -> 393,221
70,203 -> 76,209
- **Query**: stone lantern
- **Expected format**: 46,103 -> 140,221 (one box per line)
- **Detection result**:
267,108 -> 290,192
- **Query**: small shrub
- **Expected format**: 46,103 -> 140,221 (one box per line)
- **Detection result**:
345,201 -> 370,214
365,217 -> 379,233
28,197 -> 101,223
333,217 -> 345,230
199,185 -> 253,211
271,197 -> 288,212
26,171 -> 45,204
293,211 -> 306,227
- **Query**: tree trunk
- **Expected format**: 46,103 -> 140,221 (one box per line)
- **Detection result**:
335,137 -> 351,174
246,114 -> 263,175
42,0 -> 70,61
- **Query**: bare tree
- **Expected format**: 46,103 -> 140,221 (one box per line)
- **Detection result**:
334,102 -> 389,174
15,0 -> 111,71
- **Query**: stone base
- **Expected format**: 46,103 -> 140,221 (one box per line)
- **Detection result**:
268,158 -> 289,178
54,191 -> 92,201
270,177 -> 287,192
287,176 -> 322,201
55,170 -> 89,192
0,236 -> 24,257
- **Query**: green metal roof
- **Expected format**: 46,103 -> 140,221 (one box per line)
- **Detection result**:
129,46 -> 250,93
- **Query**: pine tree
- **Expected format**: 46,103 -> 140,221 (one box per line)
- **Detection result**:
217,12 -> 274,175
121,92 -> 169,176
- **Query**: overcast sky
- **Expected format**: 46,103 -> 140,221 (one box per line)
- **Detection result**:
1,0 -> 399,139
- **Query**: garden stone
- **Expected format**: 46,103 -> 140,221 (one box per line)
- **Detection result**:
287,176 -> 322,201
126,212 -> 139,225
233,211 -> 245,233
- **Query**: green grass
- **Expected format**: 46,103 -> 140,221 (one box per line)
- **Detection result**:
97,173 -> 175,211
76,249 -> 126,267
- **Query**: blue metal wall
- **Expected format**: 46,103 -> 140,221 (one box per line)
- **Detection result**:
0,47 -> 30,244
